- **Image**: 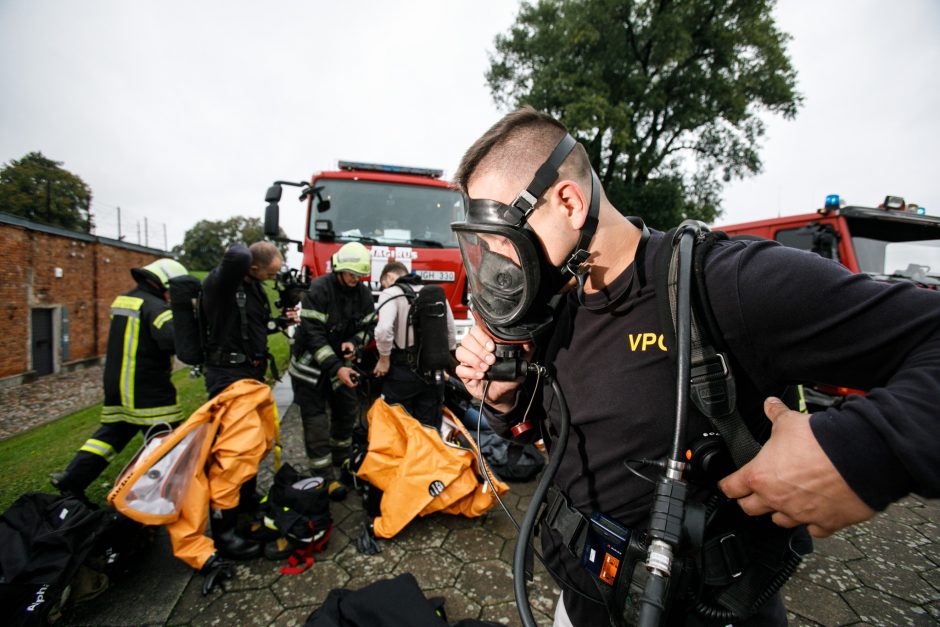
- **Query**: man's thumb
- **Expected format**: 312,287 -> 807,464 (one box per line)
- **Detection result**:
763,396 -> 787,423
718,465 -> 750,499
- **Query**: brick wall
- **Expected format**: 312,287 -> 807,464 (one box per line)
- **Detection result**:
0,218 -> 170,380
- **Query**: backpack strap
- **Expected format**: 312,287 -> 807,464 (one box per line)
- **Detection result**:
656,221 -> 761,468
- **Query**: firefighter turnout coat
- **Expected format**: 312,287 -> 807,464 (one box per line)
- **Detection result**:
291,273 -> 376,389
102,283 -> 181,426
108,380 -> 278,570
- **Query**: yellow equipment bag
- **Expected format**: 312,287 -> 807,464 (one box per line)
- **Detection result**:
356,398 -> 509,539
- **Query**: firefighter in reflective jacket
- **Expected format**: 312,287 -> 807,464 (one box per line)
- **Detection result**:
51,258 -> 189,499
289,242 -> 376,500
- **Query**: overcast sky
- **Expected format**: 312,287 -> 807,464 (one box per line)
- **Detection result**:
2,0 -> 938,257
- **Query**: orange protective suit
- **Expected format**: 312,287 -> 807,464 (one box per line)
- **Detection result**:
356,398 -> 509,539
108,379 -> 278,569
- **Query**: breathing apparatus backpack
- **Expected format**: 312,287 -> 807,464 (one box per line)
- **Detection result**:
168,274 -> 206,367
379,277 -> 451,380
646,221 -> 813,624
250,463 -> 333,575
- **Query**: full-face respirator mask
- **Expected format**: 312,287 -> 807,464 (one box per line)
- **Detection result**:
451,133 -> 600,344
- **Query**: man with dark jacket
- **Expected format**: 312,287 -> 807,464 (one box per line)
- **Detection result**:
453,108 -> 940,626
51,258 -> 189,499
289,242 -> 376,500
201,241 -> 290,399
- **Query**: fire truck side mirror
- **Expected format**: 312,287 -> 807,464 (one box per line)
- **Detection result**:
265,184 -> 283,203
264,202 -> 280,238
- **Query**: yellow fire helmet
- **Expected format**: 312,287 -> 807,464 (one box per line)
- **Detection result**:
131,258 -> 189,290
332,242 -> 370,276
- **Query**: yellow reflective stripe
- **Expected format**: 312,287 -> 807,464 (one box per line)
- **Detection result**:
153,310 -> 173,329
330,376 -> 343,390
361,312 -> 377,325
329,437 -> 352,449
308,454 -> 332,469
300,308 -> 328,323
119,317 -> 140,407
80,438 -> 117,461
354,331 -> 367,342
101,404 -> 182,425
102,403 -> 182,417
314,345 -> 336,364
111,295 -> 143,311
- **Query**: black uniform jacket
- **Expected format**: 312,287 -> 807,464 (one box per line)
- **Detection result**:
202,244 -> 272,364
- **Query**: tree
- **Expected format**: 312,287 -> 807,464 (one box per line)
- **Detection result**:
173,216 -> 289,271
487,0 -> 801,229
0,152 -> 94,232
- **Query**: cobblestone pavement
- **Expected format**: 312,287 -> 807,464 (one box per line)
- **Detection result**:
50,377 -> 940,626
0,364 -> 103,440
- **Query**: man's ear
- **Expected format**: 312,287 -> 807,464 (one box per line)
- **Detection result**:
553,179 -> 588,230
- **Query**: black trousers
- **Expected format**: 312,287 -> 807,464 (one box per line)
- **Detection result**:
382,362 -> 443,431
58,420 -> 179,493
291,376 -> 359,474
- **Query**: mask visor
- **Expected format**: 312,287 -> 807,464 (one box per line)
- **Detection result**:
454,226 -> 540,328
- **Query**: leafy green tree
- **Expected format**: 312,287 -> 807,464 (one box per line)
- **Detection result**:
173,216 -> 288,271
0,152 -> 93,232
487,0 -> 801,228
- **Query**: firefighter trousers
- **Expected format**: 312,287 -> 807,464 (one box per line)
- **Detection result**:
291,376 -> 359,474
59,419 -> 180,493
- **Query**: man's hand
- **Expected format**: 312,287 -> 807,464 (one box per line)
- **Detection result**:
719,397 -> 877,538
337,366 -> 359,388
284,307 -> 300,326
454,324 -> 530,413
341,341 -> 357,359
373,354 -> 390,377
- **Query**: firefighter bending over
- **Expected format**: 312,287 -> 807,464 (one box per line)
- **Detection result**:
51,258 -> 189,500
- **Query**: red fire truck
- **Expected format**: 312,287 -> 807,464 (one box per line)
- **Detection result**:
718,194 -> 940,287
262,161 -> 473,341
717,194 -> 940,409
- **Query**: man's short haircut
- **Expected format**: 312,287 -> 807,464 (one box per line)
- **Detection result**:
249,241 -> 282,268
380,261 -> 409,284
453,105 -> 592,198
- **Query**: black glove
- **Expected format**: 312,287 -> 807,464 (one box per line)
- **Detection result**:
200,553 -> 235,595
356,519 -> 380,556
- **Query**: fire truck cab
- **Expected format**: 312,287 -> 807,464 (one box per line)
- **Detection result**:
263,161 -> 473,341
718,195 -> 940,409
718,195 -> 940,288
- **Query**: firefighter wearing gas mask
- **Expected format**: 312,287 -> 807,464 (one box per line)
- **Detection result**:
452,108 -> 940,627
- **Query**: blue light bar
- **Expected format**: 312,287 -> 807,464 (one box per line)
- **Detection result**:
337,160 -> 443,179
824,194 -> 841,209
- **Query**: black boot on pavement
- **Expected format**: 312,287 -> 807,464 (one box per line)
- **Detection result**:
210,508 -> 262,560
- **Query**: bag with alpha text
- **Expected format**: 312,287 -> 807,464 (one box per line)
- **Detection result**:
0,493 -> 107,625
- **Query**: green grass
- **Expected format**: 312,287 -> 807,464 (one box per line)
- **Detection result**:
0,278 -> 291,512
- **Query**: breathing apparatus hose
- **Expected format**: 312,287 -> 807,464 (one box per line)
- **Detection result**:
636,226 -> 696,627
513,369 -> 570,627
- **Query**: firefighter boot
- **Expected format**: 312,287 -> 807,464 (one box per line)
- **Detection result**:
210,508 -> 262,560
312,465 -> 347,502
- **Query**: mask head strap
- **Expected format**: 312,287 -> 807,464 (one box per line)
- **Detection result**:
510,133 -> 578,215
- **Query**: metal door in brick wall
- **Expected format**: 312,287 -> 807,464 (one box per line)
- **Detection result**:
31,308 -> 54,375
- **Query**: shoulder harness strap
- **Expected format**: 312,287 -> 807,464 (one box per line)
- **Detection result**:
656,220 -> 761,468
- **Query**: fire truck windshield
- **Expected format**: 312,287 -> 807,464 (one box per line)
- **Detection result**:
311,179 -> 464,248
847,217 -> 940,279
